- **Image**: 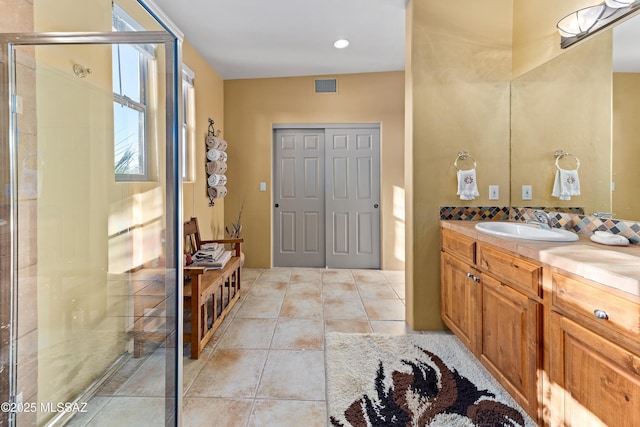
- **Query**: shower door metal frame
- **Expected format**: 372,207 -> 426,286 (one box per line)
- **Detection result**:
0,30 -> 184,426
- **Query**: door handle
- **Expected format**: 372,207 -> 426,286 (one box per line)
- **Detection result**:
274,203 -> 279,208
374,204 -> 379,208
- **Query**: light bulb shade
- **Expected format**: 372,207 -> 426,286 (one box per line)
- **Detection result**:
605,0 -> 635,8
557,5 -> 606,37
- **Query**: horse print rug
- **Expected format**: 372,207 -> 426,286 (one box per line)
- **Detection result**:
325,332 -> 537,427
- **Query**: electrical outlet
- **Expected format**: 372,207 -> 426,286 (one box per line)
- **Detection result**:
259,182 -> 266,192
522,185 -> 532,200
489,185 -> 499,200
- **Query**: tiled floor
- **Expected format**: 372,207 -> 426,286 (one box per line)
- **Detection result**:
182,267 -> 409,427
69,267 -> 412,427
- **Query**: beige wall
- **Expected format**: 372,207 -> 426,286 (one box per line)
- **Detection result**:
182,41 -> 226,239
406,0 -> 512,329
224,71 -> 405,270
612,73 -> 640,220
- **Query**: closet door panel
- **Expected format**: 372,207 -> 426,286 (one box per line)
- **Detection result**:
273,129 -> 325,267
325,128 -> 380,269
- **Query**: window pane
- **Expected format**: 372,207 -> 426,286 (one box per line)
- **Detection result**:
112,44 -> 141,102
114,102 -> 145,176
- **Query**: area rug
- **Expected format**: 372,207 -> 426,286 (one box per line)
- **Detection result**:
325,332 -> 537,427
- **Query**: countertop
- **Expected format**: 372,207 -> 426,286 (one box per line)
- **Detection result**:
441,220 -> 640,298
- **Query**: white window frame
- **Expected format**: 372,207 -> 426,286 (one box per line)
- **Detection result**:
182,65 -> 196,182
112,4 -> 154,182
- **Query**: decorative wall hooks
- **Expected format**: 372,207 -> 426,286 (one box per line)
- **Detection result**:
208,118 -> 221,137
205,118 -> 228,206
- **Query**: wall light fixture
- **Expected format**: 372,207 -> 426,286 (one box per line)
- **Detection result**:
558,0 -> 640,48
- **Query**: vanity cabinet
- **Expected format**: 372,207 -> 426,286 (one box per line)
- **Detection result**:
478,272 -> 540,418
441,252 -> 480,351
549,270 -> 640,427
440,229 -> 542,420
440,224 -> 640,427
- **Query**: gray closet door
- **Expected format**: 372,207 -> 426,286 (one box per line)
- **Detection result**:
325,128 -> 381,269
273,129 -> 325,267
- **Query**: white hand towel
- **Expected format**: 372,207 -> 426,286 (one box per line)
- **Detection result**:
207,174 -> 227,187
206,149 -> 227,162
552,168 -> 580,200
206,136 -> 227,151
457,168 -> 480,200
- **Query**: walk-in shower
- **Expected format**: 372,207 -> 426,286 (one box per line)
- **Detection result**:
1,1 -> 184,425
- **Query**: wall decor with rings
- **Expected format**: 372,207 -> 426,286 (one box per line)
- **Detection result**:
205,118 -> 228,206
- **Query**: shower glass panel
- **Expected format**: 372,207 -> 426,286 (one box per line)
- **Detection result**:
1,31 -> 181,426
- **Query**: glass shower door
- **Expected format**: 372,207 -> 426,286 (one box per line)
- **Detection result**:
0,32 -> 181,427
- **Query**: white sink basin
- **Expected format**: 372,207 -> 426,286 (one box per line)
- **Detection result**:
475,222 -> 579,242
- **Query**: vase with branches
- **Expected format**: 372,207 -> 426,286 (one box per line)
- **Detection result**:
226,199 -> 245,265
225,198 -> 244,238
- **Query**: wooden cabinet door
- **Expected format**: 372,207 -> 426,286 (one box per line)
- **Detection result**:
479,273 -> 541,419
550,313 -> 640,427
441,252 -> 479,352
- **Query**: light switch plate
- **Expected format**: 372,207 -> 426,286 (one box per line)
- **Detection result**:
489,185 -> 499,200
522,185 -> 532,200
259,182 -> 267,192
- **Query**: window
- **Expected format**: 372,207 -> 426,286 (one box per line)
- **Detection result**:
112,5 -> 154,181
182,66 -> 196,181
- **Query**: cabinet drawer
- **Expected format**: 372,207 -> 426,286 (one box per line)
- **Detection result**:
477,243 -> 542,298
552,271 -> 640,343
441,228 -> 475,264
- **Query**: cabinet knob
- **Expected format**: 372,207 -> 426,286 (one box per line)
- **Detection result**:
473,277 -> 481,283
467,273 -> 474,278
593,309 -> 609,320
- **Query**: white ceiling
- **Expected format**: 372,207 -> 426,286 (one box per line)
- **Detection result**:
153,0 -> 407,80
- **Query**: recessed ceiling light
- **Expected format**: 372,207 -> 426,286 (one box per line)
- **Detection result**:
333,39 -> 350,49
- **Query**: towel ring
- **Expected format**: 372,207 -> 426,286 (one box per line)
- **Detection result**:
554,150 -> 580,170
455,151 -> 476,171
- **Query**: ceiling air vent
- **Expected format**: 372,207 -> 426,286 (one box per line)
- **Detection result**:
315,78 -> 337,94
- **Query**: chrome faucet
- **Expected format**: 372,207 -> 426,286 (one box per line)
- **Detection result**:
527,210 -> 552,229
592,212 -> 615,218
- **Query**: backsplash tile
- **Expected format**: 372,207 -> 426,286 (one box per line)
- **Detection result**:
439,206 -> 509,221
510,207 -> 584,222
442,206 -> 640,245
512,207 -> 640,245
